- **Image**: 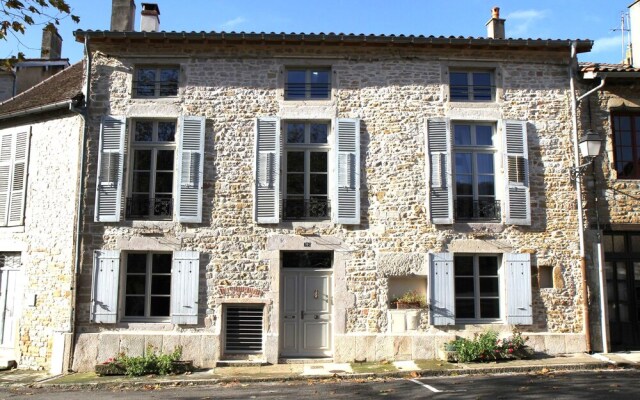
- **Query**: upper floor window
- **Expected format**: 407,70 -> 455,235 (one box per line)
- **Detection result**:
449,70 -> 493,101
283,122 -> 330,220
0,128 -> 30,227
285,68 -> 331,100
134,66 -> 179,97
612,113 -> 640,179
453,123 -> 499,221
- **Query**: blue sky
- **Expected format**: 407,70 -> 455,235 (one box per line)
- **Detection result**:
2,0 -> 635,64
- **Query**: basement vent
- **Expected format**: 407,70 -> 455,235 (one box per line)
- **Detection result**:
224,306 -> 264,354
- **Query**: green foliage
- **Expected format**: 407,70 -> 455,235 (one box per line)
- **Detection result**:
116,345 -> 183,377
391,290 -> 427,308
448,328 -> 530,363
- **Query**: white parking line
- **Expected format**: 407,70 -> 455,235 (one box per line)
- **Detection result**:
409,378 -> 442,393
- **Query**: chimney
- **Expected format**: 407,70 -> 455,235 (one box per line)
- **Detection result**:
630,1 -> 640,67
111,0 -> 136,31
486,6 -> 506,39
140,3 -> 160,32
41,27 -> 62,59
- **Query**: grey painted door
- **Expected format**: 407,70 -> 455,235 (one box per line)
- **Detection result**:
0,258 -> 21,351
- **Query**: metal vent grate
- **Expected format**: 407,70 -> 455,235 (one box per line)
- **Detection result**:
225,306 -> 264,354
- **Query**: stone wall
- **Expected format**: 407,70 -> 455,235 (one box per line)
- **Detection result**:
74,42 -> 586,370
0,71 -> 14,102
0,113 -> 82,369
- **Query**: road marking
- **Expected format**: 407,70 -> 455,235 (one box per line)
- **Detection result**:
410,378 -> 442,392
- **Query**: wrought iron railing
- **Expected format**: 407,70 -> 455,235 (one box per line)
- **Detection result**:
454,199 -> 501,222
126,197 -> 173,219
133,80 -> 178,97
449,84 -> 494,101
283,198 -> 330,220
284,82 -> 331,100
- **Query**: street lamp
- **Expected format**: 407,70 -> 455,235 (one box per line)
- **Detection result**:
572,130 -> 603,177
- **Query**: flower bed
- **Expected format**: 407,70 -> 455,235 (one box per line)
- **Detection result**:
95,345 -> 193,376
441,328 -> 533,363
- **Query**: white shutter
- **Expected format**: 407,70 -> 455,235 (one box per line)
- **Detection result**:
334,118 -> 360,224
505,253 -> 533,325
429,252 -> 455,325
91,250 -> 121,323
254,117 -> 281,223
171,251 -> 200,324
8,129 -> 30,226
95,116 -> 126,222
427,119 -> 453,224
176,116 -> 205,223
502,120 -> 531,225
0,133 -> 14,226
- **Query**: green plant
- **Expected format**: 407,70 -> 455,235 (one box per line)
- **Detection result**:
391,290 -> 427,308
450,328 -> 531,362
116,345 -> 183,376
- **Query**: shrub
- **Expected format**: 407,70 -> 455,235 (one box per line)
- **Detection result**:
116,345 -> 183,376
448,328 -> 530,363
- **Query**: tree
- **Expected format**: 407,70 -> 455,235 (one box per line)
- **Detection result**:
1,0 -> 80,61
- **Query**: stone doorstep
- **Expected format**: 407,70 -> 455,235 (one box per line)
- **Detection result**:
301,363 -> 353,376
215,360 -> 268,367
278,358 -> 333,364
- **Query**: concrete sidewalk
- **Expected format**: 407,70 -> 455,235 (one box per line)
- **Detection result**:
0,352 -> 636,390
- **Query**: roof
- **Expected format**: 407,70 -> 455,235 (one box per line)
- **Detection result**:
0,61 -> 84,120
580,62 -> 640,78
74,30 -> 593,53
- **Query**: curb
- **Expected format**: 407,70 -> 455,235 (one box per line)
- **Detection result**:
6,361 -> 618,391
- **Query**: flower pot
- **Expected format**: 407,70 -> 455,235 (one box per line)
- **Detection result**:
170,360 -> 194,374
395,301 -> 424,309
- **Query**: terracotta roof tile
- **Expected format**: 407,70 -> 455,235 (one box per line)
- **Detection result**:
579,62 -> 640,73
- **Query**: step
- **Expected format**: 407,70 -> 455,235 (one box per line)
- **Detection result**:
216,360 -> 269,367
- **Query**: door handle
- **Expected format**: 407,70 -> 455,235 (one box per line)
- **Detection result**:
301,310 -> 305,319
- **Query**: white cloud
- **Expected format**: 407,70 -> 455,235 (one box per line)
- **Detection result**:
591,36 -> 623,54
505,9 -> 549,37
220,17 -> 247,31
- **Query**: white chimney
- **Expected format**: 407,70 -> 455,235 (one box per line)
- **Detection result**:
140,3 -> 160,32
486,6 -> 506,39
630,1 -> 640,67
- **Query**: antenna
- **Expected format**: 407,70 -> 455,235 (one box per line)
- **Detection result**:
612,11 -> 631,64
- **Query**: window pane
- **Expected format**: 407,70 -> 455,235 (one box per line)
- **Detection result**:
286,70 -> 306,99
310,152 -> 327,172
480,299 -> 500,318
158,122 -> 176,142
455,277 -> 475,297
287,124 -> 305,143
455,299 -> 475,318
287,174 -> 304,195
150,296 -> 170,316
455,153 -> 472,174
134,150 -> 152,170
310,70 -> 330,99
477,175 -> 495,196
613,235 -> 626,252
159,68 -> 178,96
450,72 -> 469,100
135,121 -> 153,141
282,251 -> 332,269
125,297 -> 145,316
310,124 -> 328,143
476,126 -> 493,145
310,174 -> 327,195
454,125 -> 472,145
479,257 -> 498,275
455,256 -> 474,275
472,73 -> 492,101
151,275 -> 171,295
156,150 -> 174,170
480,277 -> 499,296
456,175 -> 473,195
153,254 -> 172,273
126,275 -> 146,295
618,130 -> 632,146
155,172 -> 173,193
287,151 -> 304,172
133,172 -> 150,192
602,235 -> 613,253
476,153 -> 494,173
617,116 -> 631,130
631,236 -> 640,252
136,69 -> 156,97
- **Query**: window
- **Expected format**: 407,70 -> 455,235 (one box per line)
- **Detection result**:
126,120 -> 176,220
123,253 -> 172,320
612,113 -> 640,179
285,68 -> 331,100
134,66 -> 179,97
0,128 -> 29,227
283,122 -> 330,220
454,255 -> 500,320
449,71 -> 493,101
453,123 -> 500,221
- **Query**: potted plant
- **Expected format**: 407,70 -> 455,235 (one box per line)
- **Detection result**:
390,290 -> 428,309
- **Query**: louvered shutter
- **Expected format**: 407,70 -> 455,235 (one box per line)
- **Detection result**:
505,253 -> 533,325
334,118 -> 360,224
427,119 -> 453,224
95,116 -> 126,222
176,116 -> 205,223
0,133 -> 13,226
8,129 -> 30,226
502,120 -> 531,225
429,252 -> 455,325
91,250 -> 121,323
254,117 -> 280,223
171,251 -> 200,324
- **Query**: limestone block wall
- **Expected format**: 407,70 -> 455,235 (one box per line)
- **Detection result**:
74,42 -> 586,369
0,113 -> 82,369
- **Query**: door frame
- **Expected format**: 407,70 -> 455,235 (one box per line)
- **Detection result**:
0,253 -> 23,358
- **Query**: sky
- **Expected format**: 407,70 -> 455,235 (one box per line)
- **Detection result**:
1,0 -> 636,64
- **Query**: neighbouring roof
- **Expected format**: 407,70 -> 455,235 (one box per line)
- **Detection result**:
74,30 -> 593,53
0,61 -> 84,120
580,62 -> 640,78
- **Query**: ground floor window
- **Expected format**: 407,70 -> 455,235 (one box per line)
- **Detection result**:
454,255 -> 500,320
124,253 -> 172,319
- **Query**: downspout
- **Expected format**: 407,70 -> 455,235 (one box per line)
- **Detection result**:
569,42 -> 591,353
66,35 -> 91,372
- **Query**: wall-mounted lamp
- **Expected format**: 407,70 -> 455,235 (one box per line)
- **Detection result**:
571,130 -> 603,178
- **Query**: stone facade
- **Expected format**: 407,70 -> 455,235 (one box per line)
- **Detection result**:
72,38 -> 590,371
0,113 -> 83,370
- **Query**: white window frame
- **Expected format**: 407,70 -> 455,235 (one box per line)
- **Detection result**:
284,67 -> 332,100
282,121 -> 331,220
121,252 -> 173,322
133,65 -> 179,98
449,69 -> 495,102
127,119 -> 177,220
452,122 -> 499,222
454,254 -> 502,323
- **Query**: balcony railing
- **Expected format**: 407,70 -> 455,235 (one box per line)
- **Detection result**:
454,199 -> 501,222
284,83 -> 331,100
126,197 -> 173,220
283,198 -> 330,220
